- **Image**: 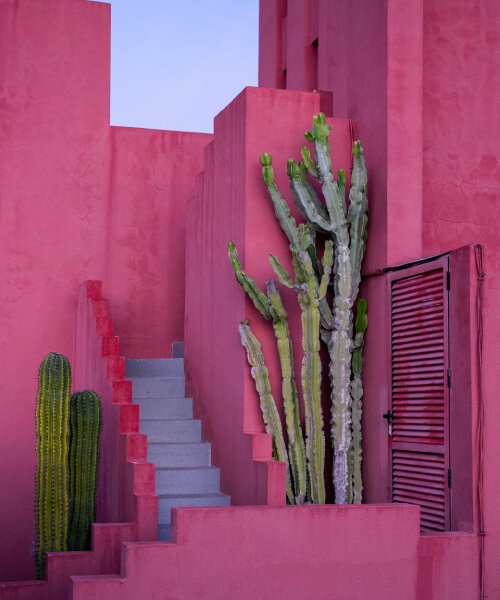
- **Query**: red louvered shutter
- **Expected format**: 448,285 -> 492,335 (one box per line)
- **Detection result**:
388,258 -> 450,531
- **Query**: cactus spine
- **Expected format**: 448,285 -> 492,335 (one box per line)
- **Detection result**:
68,390 -> 102,551
35,352 -> 71,579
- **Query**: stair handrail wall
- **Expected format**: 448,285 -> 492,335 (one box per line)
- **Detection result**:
73,280 -> 158,531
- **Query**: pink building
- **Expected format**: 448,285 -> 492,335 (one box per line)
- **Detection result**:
0,0 -> 498,598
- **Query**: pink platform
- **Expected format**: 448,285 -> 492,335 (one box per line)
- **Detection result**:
1,0 -> 499,598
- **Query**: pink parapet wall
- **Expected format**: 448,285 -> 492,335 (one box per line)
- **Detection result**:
72,504 -> 424,600
0,0 -> 210,580
185,86 -> 353,505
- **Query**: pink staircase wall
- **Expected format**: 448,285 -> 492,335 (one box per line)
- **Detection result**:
0,0 -> 210,581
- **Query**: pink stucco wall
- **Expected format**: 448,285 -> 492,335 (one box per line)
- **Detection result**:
0,0 -> 209,580
421,2 -> 500,596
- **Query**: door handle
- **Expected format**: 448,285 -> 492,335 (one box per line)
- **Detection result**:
382,410 -> 393,423
383,410 -> 393,436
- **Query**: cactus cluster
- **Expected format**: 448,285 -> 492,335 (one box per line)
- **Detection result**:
228,113 -> 368,504
35,353 -> 102,577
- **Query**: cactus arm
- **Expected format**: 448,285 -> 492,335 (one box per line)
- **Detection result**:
347,142 -> 368,302
299,274 -> 325,504
261,154 -> 300,252
239,320 -> 294,504
228,241 -> 272,319
269,254 -> 295,289
351,298 -> 368,504
288,159 -> 332,232
318,241 -> 334,298
267,280 -> 307,504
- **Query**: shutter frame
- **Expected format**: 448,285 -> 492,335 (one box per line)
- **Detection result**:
387,257 -> 450,532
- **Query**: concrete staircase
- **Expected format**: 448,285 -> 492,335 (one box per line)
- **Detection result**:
125,344 -> 230,540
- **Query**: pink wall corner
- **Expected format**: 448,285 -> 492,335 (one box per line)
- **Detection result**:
185,86 -> 352,506
417,533 -> 478,600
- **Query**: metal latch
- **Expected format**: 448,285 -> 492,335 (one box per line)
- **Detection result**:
383,409 -> 394,436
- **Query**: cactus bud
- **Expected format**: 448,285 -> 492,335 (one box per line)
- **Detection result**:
260,152 -> 273,167
338,169 -> 346,187
312,112 -> 332,140
304,130 -> 314,142
286,158 -> 297,178
352,140 -> 363,158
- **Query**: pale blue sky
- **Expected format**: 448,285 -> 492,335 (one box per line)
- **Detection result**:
96,0 -> 259,133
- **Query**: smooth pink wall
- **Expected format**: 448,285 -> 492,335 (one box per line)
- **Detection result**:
185,86 -> 352,505
0,0 -> 209,580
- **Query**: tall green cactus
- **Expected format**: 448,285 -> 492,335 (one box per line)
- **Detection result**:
68,390 -> 102,551
231,113 -> 368,505
35,352 -> 71,579
261,113 -> 369,505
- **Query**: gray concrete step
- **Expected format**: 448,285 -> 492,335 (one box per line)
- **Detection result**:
135,397 -> 193,420
130,376 -> 185,399
148,442 -> 211,467
126,358 -> 184,378
158,492 -> 231,524
139,419 -> 202,443
130,355 -> 231,542
172,342 -> 184,358
155,466 -> 221,495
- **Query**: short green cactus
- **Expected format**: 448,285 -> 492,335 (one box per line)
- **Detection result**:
68,390 -> 102,551
35,352 -> 72,579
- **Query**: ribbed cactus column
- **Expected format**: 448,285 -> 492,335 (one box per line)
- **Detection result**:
261,113 -> 368,505
68,390 -> 102,551
35,352 -> 72,579
239,319 -> 294,504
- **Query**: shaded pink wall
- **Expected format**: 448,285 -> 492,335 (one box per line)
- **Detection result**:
0,0 -> 209,580
185,86 -> 352,505
72,504 -> 424,599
